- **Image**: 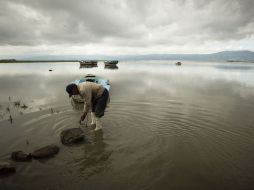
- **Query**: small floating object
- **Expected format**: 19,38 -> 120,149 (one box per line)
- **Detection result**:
176,61 -> 182,66
11,151 -> 32,162
0,162 -> 16,176
60,128 -> 84,145
49,69 -> 53,71
32,144 -> 59,159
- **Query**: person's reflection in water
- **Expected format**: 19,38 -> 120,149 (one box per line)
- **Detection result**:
70,95 -> 112,178
78,130 -> 112,179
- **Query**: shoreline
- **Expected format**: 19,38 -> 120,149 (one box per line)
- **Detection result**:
0,60 -> 79,63
0,59 -> 254,64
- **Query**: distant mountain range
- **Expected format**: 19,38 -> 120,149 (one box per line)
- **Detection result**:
2,50 -> 254,62
121,50 -> 254,62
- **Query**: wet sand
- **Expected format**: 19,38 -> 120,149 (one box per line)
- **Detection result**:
0,61 -> 254,190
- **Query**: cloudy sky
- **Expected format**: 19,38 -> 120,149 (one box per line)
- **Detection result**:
0,0 -> 254,58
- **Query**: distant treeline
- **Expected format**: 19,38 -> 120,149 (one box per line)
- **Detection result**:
0,59 -> 17,63
0,59 -> 79,63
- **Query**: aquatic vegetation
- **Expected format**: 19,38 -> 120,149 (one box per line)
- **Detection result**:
6,106 -> 10,113
20,104 -> 28,109
8,115 -> 13,124
14,101 -> 21,107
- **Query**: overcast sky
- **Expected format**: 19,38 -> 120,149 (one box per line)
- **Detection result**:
0,0 -> 254,58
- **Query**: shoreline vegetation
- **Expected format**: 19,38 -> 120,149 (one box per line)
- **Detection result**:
0,59 -> 79,63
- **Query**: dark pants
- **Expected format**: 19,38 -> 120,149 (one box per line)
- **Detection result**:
92,89 -> 109,118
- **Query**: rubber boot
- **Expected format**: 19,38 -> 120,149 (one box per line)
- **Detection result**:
94,117 -> 102,131
91,112 -> 96,125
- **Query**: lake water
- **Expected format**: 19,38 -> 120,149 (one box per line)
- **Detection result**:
0,61 -> 254,190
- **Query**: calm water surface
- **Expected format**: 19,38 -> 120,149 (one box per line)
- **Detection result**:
0,61 -> 254,190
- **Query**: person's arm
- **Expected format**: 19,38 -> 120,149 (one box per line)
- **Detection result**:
79,84 -> 92,123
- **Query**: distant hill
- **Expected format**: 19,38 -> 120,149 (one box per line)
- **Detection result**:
207,50 -> 254,62
2,50 -> 254,62
115,50 -> 254,62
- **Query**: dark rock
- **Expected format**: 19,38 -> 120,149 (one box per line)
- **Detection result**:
11,151 -> 32,162
0,162 -> 16,176
60,128 -> 84,145
49,69 -> 53,71
32,144 -> 59,159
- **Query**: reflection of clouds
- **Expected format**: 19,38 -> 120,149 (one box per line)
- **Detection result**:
109,67 -> 254,102
232,84 -> 254,99
0,62 -> 106,76
0,61 -> 254,105
1,62 -> 254,88
214,64 -> 254,71
108,61 -> 254,88
39,83 -> 46,89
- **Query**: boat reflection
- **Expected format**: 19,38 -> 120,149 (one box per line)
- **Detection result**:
79,65 -> 98,69
104,65 -> 119,70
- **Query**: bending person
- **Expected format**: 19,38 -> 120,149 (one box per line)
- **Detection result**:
66,81 -> 109,131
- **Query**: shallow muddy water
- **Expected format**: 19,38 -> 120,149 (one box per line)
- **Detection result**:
0,61 -> 254,190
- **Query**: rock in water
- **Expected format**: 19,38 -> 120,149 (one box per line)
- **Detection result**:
60,128 -> 84,145
11,151 -> 32,162
0,162 -> 16,176
32,144 -> 59,159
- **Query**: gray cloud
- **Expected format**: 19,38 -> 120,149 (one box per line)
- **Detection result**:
0,0 -> 254,55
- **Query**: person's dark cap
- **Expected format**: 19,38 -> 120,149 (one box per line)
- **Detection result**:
66,83 -> 77,98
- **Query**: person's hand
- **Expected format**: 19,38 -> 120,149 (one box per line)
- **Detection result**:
79,112 -> 87,124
